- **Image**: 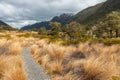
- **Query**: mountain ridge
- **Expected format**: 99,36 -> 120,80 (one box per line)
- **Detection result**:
21,0 -> 120,30
73,0 -> 120,25
0,20 -> 14,30
21,13 -> 73,30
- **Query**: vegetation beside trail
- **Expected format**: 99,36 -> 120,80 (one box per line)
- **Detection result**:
1,0 -> 120,80
30,39 -> 120,80
0,39 -> 26,80
0,30 -> 120,80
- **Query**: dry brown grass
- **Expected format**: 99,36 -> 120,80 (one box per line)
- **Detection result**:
30,44 -> 38,55
1,31 -> 120,80
30,40 -> 120,80
38,55 -> 49,67
48,61 -> 62,75
3,67 -> 26,80
0,55 -> 7,78
7,42 -> 22,55
48,44 -> 64,61
0,55 -> 26,80
3,31 -> 120,80
0,39 -> 26,80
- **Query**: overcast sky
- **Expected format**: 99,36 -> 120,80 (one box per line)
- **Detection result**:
0,0 -> 106,28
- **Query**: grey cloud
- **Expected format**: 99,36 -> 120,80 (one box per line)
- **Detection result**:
0,0 -> 106,28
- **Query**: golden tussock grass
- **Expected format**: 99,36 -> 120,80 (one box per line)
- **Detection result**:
0,39 -> 7,47
7,42 -> 22,55
21,41 -> 30,47
0,55 -> 26,80
49,61 -> 62,75
35,39 -> 49,46
30,44 -> 38,55
0,38 -> 26,80
3,67 -> 26,80
0,55 -> 7,78
2,31 -> 120,80
48,47 -> 64,61
38,55 -> 49,67
30,40 -> 120,80
33,48 -> 42,59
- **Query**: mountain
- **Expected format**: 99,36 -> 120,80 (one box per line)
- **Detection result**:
21,13 -> 73,30
51,13 -> 73,25
0,20 -> 14,30
100,0 -> 120,11
73,0 -> 120,25
21,0 -> 120,30
72,2 -> 104,23
21,21 -> 51,30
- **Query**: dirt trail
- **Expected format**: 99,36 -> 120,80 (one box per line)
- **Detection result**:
21,47 -> 50,80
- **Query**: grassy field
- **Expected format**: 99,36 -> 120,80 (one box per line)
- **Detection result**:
0,31 -> 36,80
0,31 -> 120,80
30,39 -> 120,80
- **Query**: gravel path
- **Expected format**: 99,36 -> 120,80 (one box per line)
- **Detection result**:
21,47 -> 50,80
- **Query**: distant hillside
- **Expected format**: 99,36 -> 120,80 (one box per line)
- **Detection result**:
72,2 -> 104,23
21,13 -> 73,30
21,21 -> 51,30
73,0 -> 120,26
0,20 -> 14,30
51,13 -> 73,25
21,0 -> 120,30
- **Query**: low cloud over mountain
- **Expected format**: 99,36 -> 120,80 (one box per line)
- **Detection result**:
0,0 -> 105,28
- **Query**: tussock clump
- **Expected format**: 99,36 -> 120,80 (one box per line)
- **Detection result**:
38,54 -> 49,67
0,55 -> 7,78
48,46 -> 64,61
0,55 -> 26,80
49,61 -> 62,75
7,42 -> 22,55
30,44 -> 39,55
3,67 -> 26,80
33,48 -> 41,59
